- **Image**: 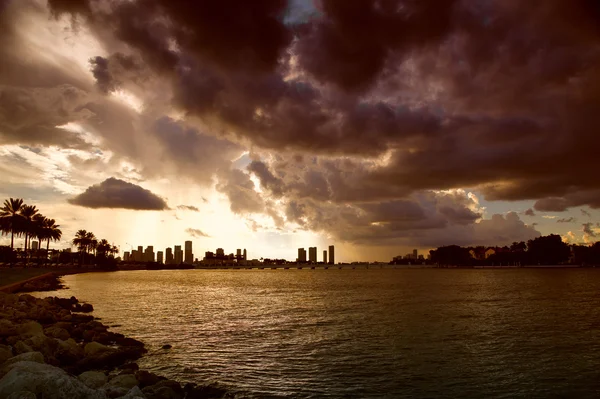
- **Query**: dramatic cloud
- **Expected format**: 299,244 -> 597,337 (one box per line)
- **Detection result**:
185,228 -> 210,238
557,217 -> 576,223
524,209 -> 536,217
177,205 -> 199,212
68,177 -> 168,210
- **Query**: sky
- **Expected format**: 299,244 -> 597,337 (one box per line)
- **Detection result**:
1,0 -> 600,262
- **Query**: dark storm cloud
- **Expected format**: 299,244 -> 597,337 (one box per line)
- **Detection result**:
177,205 -> 199,212
68,177 -> 168,210
216,169 -> 265,215
524,209 -> 536,217
185,228 -> 210,238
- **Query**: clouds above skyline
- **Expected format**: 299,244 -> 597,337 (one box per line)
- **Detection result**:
69,178 -> 168,210
1,0 -> 600,259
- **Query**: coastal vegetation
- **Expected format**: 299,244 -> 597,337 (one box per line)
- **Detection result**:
426,234 -> 600,266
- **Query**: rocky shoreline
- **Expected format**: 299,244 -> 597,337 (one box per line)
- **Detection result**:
0,291 -> 229,398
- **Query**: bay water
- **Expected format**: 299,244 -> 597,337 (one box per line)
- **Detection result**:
39,269 -> 600,398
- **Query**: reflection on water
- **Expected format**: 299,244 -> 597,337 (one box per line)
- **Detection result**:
39,269 -> 600,398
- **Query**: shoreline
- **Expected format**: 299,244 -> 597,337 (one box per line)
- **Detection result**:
0,274 -> 230,398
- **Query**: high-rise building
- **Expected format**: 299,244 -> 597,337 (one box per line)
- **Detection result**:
137,246 -> 143,255
413,249 -> 418,260
144,246 -> 155,262
236,249 -> 242,261
124,251 -> 130,261
166,248 -> 173,264
243,248 -> 247,260
184,241 -> 193,264
323,250 -> 327,263
174,245 -> 183,264
298,248 -> 307,262
328,245 -> 335,265
31,241 -> 38,251
308,247 -> 317,263
216,248 -> 225,257
157,251 -> 164,264
131,250 -> 140,262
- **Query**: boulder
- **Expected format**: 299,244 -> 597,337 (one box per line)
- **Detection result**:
0,345 -> 13,364
81,303 -> 94,313
152,380 -> 183,397
161,345 -> 172,350
116,337 -> 145,348
23,334 -> 59,360
135,370 -> 165,388
0,320 -> 17,337
6,391 -> 37,399
83,329 -> 96,342
117,386 -> 145,399
108,373 -> 139,390
93,332 -> 112,345
16,321 -> 43,337
0,361 -> 105,399
153,386 -> 182,399
55,338 -> 84,366
44,326 -> 70,341
12,341 -> 33,355
2,352 -> 45,368
85,341 -> 115,357
121,363 -> 139,372
78,370 -> 108,389
103,386 -> 130,398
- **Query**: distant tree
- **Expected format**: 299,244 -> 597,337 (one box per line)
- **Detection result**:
527,234 -> 570,265
430,245 -> 473,265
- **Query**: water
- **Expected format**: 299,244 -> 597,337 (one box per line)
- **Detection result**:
38,269 -> 600,398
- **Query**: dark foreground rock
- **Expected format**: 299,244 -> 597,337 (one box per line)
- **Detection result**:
0,291 -> 231,398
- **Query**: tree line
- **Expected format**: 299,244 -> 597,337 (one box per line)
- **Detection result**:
0,197 -> 118,267
429,234 -> 600,266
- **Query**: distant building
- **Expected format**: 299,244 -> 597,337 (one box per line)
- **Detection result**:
308,247 -> 317,263
236,249 -> 242,261
137,246 -> 143,256
144,246 -> 155,262
298,248 -> 307,262
174,245 -> 183,264
31,241 -> 39,251
124,251 -> 130,261
157,251 -> 164,264
243,248 -> 247,260
328,245 -> 335,264
166,248 -> 173,264
413,249 -> 418,259
184,241 -> 193,264
216,248 -> 225,257
323,250 -> 327,263
131,250 -> 139,262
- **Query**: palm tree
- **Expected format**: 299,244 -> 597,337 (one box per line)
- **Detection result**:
34,216 -> 61,264
73,229 -> 88,264
45,218 -> 62,252
0,198 -> 24,250
19,205 -> 38,254
86,232 -> 97,256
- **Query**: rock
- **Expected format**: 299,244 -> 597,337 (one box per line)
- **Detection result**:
0,361 -> 105,398
13,341 -> 33,355
84,341 -> 115,357
55,338 -> 84,366
81,303 -> 94,313
0,320 -> 17,337
117,386 -> 146,399
93,332 -> 112,344
44,326 -> 70,341
161,345 -> 172,350
2,352 -> 45,368
135,370 -> 165,388
23,334 -> 59,361
18,294 -> 36,304
107,373 -> 139,390
16,321 -> 43,337
0,345 -> 13,364
74,346 -> 146,373
122,363 -> 140,372
78,370 -> 107,389
103,386 -> 130,398
153,386 -> 182,399
152,380 -> 183,397
83,329 -> 96,342
6,391 -> 37,399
